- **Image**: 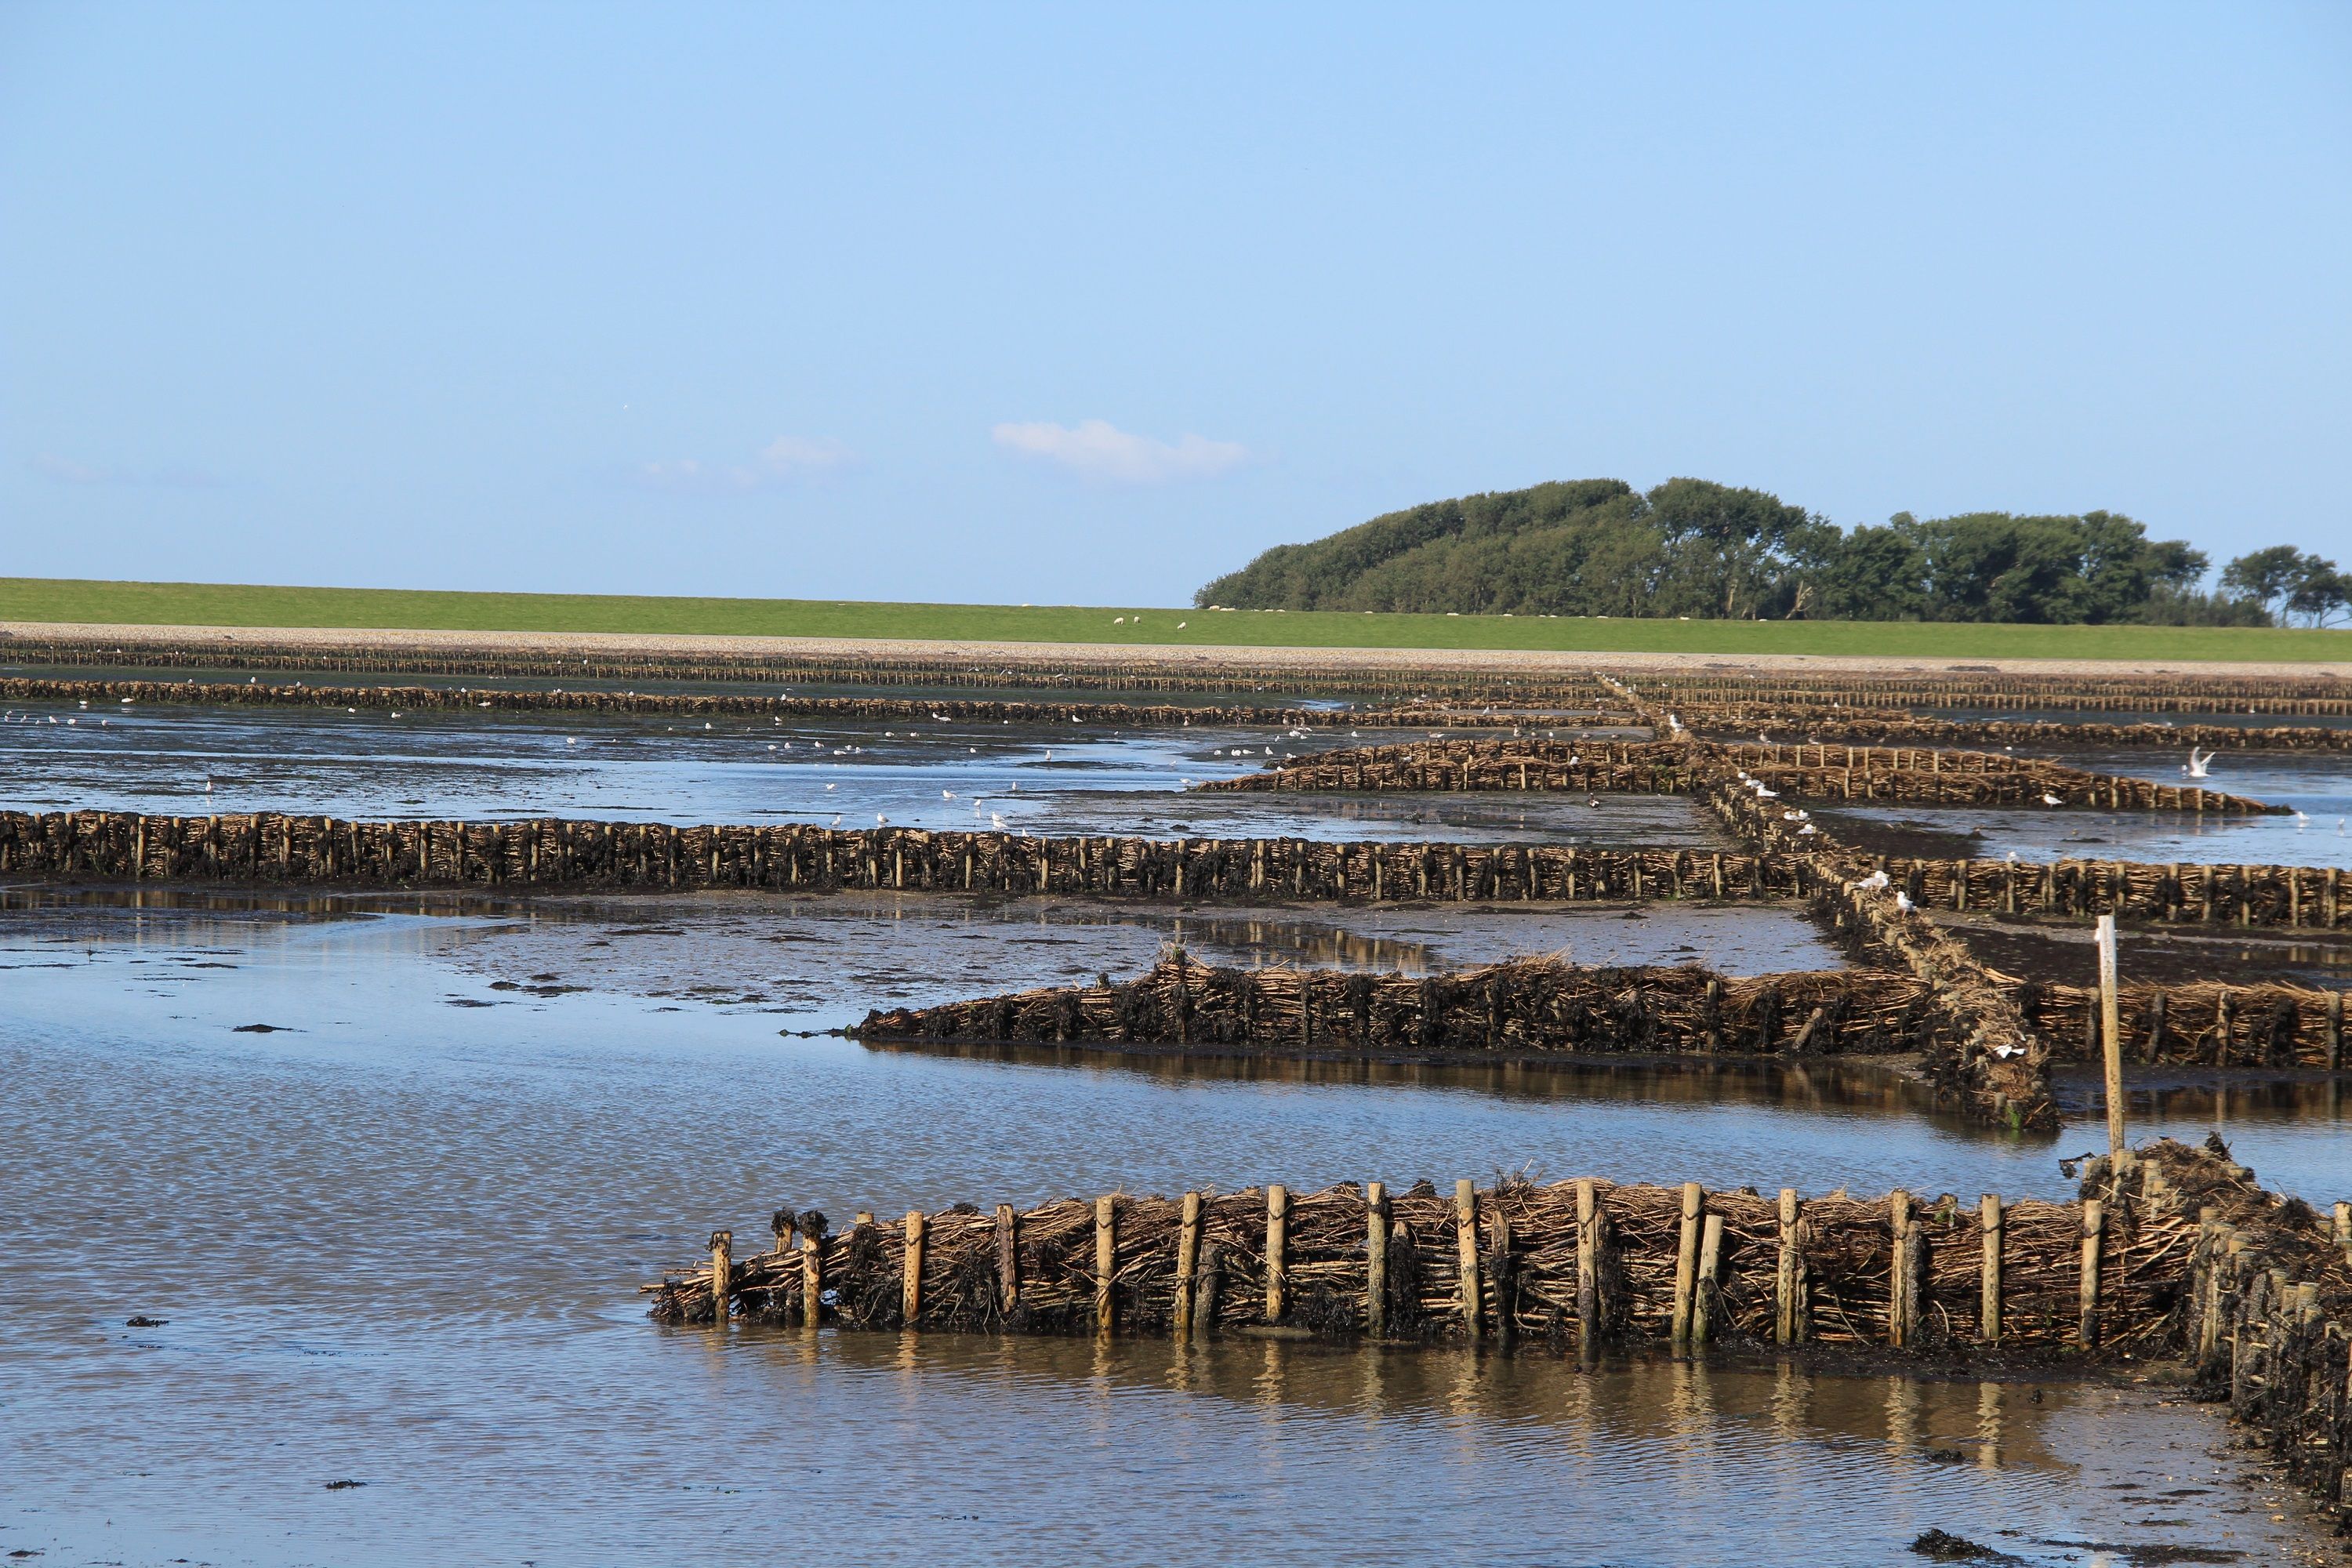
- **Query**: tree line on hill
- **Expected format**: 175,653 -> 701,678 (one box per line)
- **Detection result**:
1195,478 -> 2349,627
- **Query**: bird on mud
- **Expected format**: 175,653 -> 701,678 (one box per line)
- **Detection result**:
2041,792 -> 2063,806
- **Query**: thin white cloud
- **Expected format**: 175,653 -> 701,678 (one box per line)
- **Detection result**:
29,453 -> 226,488
991,419 -> 1248,484
636,435 -> 852,493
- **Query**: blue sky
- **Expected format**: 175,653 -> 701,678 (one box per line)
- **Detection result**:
3,3 -> 2347,605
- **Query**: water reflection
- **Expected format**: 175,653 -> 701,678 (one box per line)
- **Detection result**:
0,697 -> 1720,846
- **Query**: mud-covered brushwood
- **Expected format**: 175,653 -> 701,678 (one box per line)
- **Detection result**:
1200,737 -> 2279,815
855,956 -> 1953,1056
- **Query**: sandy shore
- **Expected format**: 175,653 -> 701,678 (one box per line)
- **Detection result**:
6,619 -> 2350,681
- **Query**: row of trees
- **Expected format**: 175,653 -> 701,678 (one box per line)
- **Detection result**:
1195,478 -> 2349,627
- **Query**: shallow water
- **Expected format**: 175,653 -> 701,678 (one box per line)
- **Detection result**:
0,699 -> 1723,848
0,893 -> 2333,1566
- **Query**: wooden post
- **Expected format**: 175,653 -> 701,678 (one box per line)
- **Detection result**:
800,1235 -> 822,1327
1774,1189 -> 1802,1345
2330,993 -> 2345,1073
902,1210 -> 926,1326
1670,1182 -> 1702,1352
2335,1201 -> 2350,1264
709,1229 -> 732,1324
1574,1178 -> 1598,1349
2078,1199 -> 2105,1348
1979,1195 -> 2004,1344
1265,1185 -> 1288,1322
1363,1182 -> 1388,1338
2097,914 -> 2126,1163
1174,1192 -> 1201,1338
1693,1213 -> 1725,1345
1457,1179 -> 1483,1338
1094,1196 -> 1116,1333
995,1203 -> 1019,1314
1888,1191 -> 1911,1348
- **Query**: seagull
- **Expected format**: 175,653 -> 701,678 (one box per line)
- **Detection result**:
942,789 -> 956,800
1176,622 -> 1186,629
567,737 -> 577,746
1893,890 -> 1914,913
2294,810 -> 2309,829
1856,869 -> 1889,892
825,782 -> 837,791
991,812 -> 1007,830
831,814 -> 843,826
2041,792 -> 2063,807
2182,747 -> 2213,779
876,813 -> 888,826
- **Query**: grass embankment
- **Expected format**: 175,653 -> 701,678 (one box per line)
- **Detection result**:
2,577 -> 2347,663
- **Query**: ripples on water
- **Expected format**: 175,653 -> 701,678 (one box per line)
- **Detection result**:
3,683 -> 2347,1563
1,898 -> 2326,1566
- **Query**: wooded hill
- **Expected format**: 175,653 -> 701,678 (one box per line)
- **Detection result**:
1196,478 -> 2336,626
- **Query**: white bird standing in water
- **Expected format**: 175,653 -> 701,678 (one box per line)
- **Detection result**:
990,812 -> 1007,830
2295,810 -> 2309,829
2182,747 -> 2213,779
942,789 -> 956,800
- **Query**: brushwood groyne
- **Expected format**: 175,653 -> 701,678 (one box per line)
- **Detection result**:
0,677 -> 1559,732
1199,737 -> 2281,814
5,811 -> 2341,930
638,1137 -> 2352,1525
647,1139 -> 2237,1361
10,630 -> 2352,711
854,956 -> 2350,1073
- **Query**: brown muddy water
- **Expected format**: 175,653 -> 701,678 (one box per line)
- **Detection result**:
3,889 -> 2347,1564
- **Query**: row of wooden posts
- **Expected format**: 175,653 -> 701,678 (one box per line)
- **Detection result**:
13,633 -> 2350,710
680,1175 -> 2151,1356
0,676 -> 1535,734
8,808 -> 2341,933
1210,736 -> 2280,814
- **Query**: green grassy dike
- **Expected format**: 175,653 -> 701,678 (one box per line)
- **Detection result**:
2,577 -> 2347,663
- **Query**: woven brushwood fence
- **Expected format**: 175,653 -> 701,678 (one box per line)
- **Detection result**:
0,677 -> 1562,732
855,957 -> 1946,1057
1873,855 -> 2349,930
1682,706 -> 2352,756
649,1145 -> 2216,1361
0,809 -> 1805,905
1200,737 -> 2278,813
